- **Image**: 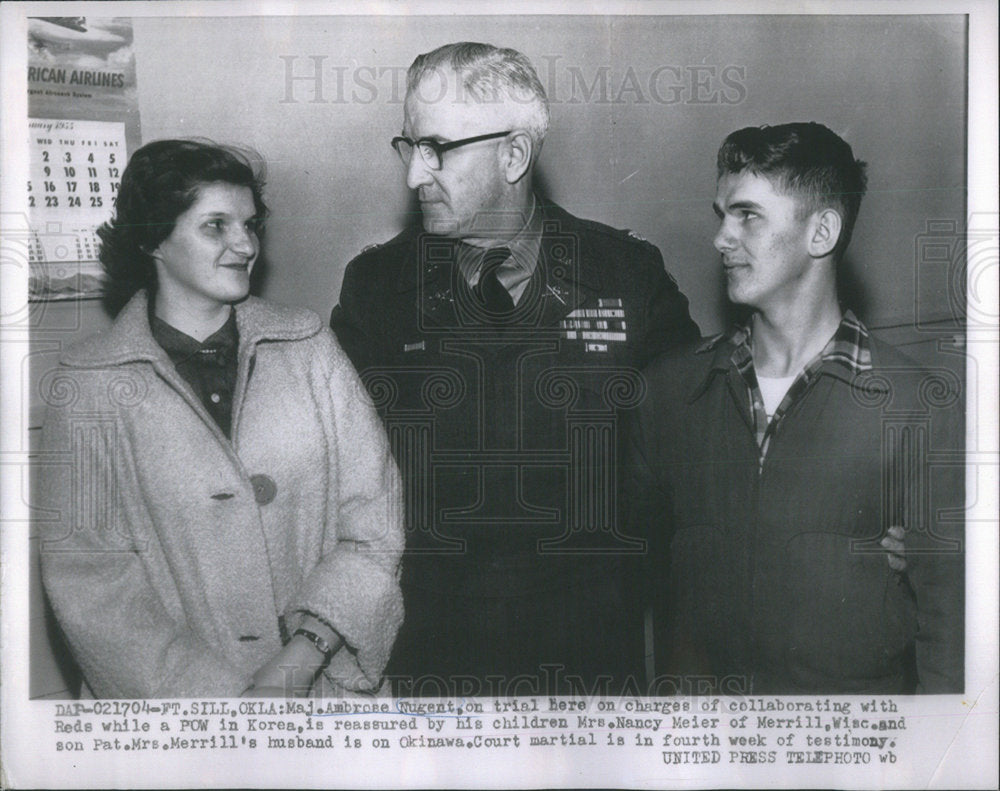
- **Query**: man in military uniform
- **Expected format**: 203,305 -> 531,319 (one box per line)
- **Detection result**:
331,42 -> 699,696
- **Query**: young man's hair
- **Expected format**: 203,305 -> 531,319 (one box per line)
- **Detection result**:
717,122 -> 868,260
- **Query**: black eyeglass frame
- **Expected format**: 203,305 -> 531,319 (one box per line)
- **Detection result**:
390,130 -> 513,170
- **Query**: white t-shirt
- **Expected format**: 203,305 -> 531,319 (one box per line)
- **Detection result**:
757,373 -> 800,419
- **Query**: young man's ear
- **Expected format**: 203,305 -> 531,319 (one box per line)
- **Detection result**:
808,208 -> 843,258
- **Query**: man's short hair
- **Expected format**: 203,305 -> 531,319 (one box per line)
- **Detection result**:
406,42 -> 550,156
717,122 -> 868,260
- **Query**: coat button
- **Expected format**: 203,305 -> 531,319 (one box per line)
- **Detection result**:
250,474 -> 277,505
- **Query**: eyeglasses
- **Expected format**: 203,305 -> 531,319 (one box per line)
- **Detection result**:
391,131 -> 512,171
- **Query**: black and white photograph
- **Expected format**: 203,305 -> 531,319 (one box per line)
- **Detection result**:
1,1 -> 996,788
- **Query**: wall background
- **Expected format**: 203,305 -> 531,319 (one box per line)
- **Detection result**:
133,14 -> 966,331
29,13 -> 967,697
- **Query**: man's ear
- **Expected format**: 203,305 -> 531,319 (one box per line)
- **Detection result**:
808,208 -> 843,258
500,130 -> 533,184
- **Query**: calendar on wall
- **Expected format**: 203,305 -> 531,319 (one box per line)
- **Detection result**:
28,119 -> 127,298
27,17 -> 140,301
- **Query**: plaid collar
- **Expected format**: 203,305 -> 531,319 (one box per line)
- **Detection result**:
690,310 -> 873,465
695,309 -> 872,382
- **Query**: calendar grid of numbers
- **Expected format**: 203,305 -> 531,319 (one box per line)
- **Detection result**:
27,118 -> 126,299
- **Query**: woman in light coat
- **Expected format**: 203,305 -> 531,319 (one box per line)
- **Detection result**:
39,139 -> 403,698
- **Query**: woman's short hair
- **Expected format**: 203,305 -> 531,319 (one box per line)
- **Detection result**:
97,139 -> 267,315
